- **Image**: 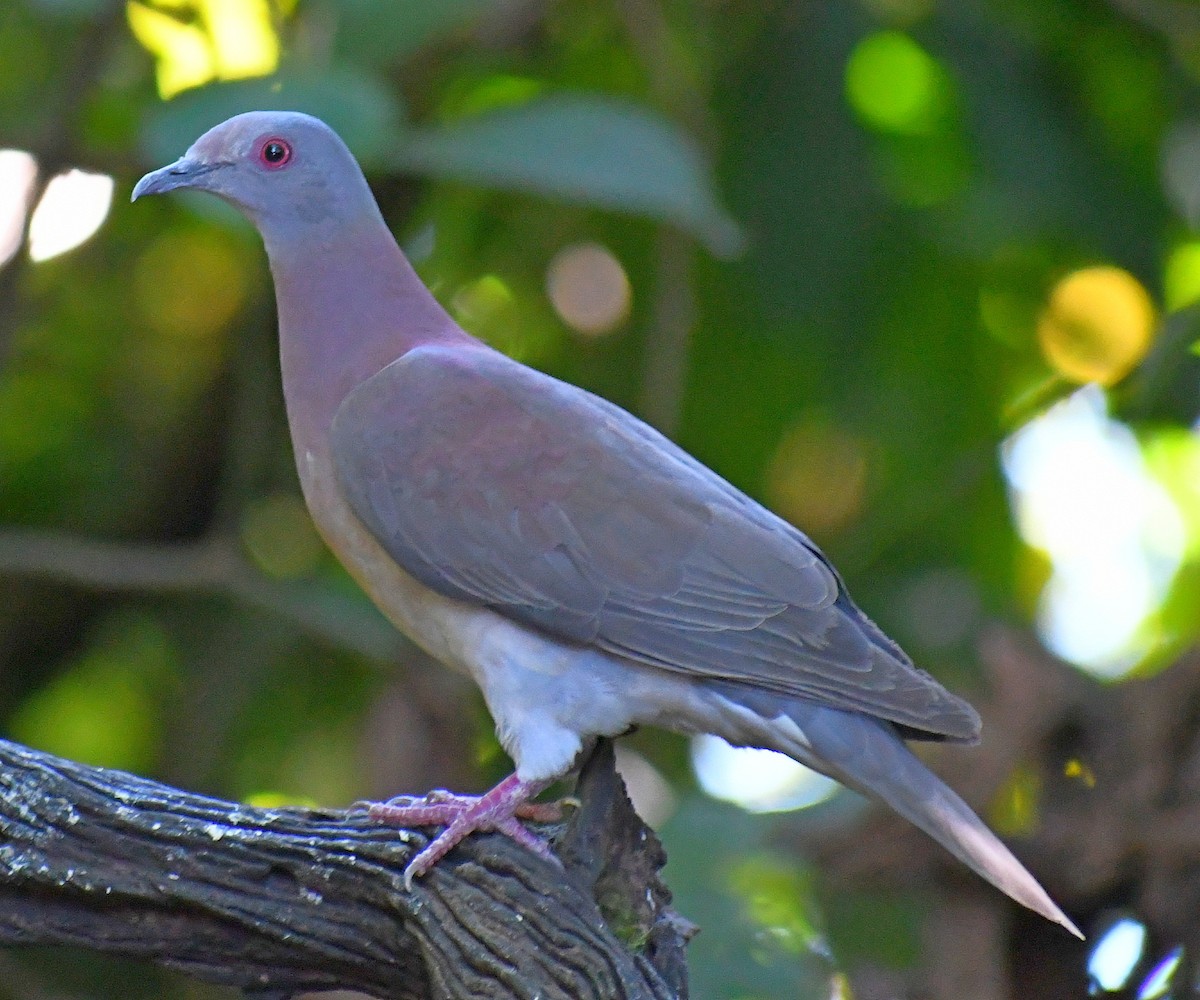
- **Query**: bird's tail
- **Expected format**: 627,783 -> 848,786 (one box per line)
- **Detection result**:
770,701 -> 1083,939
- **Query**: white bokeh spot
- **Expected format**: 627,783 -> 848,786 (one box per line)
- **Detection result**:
28,169 -> 115,262
1003,386 -> 1184,677
691,734 -> 838,813
0,150 -> 38,265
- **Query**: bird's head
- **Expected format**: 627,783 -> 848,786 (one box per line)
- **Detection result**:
132,111 -> 374,230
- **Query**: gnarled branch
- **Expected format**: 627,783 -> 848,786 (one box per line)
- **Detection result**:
0,738 -> 689,1000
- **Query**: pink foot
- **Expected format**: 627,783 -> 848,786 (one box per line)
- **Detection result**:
364,773 -> 558,888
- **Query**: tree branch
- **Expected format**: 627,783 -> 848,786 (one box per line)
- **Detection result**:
0,739 -> 689,1000
0,528 -> 405,663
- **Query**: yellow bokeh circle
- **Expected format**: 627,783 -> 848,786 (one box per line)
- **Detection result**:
1037,266 -> 1156,385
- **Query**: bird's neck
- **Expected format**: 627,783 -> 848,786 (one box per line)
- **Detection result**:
264,216 -> 475,459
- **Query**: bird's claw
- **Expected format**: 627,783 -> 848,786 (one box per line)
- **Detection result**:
359,773 -> 559,888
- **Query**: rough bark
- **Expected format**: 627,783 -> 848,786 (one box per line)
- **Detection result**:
0,738 -> 690,1000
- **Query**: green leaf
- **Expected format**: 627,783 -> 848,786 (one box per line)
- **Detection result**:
140,68 -> 405,170
392,94 -> 744,256
25,0 -> 112,19
334,0 -> 494,66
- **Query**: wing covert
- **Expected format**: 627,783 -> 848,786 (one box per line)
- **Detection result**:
330,344 -> 980,741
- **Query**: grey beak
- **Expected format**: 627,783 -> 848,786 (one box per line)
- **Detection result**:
131,157 -> 220,202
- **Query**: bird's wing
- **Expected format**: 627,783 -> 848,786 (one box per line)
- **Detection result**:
330,344 -> 980,741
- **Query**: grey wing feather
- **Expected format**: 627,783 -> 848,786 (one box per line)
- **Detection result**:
330,344 -> 981,742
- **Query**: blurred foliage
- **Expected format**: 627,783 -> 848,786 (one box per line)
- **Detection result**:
1,0 -> 1200,996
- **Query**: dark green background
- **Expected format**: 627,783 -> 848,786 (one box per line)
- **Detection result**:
2,0 -> 1199,996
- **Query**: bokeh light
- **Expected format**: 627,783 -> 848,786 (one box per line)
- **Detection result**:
1163,240 -> 1200,312
130,226 -> 244,412
241,493 -> 326,580
545,241 -> 632,336
1088,917 -> 1146,992
988,762 -> 1042,837
27,169 -> 115,262
1003,386 -> 1185,676
452,273 -> 516,327
133,226 -> 247,340
845,31 -> 949,135
1063,757 -> 1097,789
1037,266 -> 1156,385
766,417 -> 869,536
691,734 -> 839,813
0,150 -> 37,266
1138,946 -> 1183,999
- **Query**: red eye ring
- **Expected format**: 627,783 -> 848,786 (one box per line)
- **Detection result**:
258,137 -> 292,169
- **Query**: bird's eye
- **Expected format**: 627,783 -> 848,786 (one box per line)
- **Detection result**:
258,138 -> 292,169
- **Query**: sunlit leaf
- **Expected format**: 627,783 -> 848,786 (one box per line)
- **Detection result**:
127,0 -> 280,100
203,0 -> 279,81
440,74 -> 546,121
1138,944 -> 1184,999
393,94 -> 744,256
728,855 -> 825,954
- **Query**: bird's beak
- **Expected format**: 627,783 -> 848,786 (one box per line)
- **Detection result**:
130,157 -> 222,202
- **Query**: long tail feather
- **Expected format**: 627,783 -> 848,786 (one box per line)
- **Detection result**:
773,701 -> 1083,939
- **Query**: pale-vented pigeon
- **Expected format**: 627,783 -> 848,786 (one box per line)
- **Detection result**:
132,111 -> 1080,937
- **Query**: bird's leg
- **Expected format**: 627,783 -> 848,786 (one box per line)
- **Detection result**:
364,773 -> 558,887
